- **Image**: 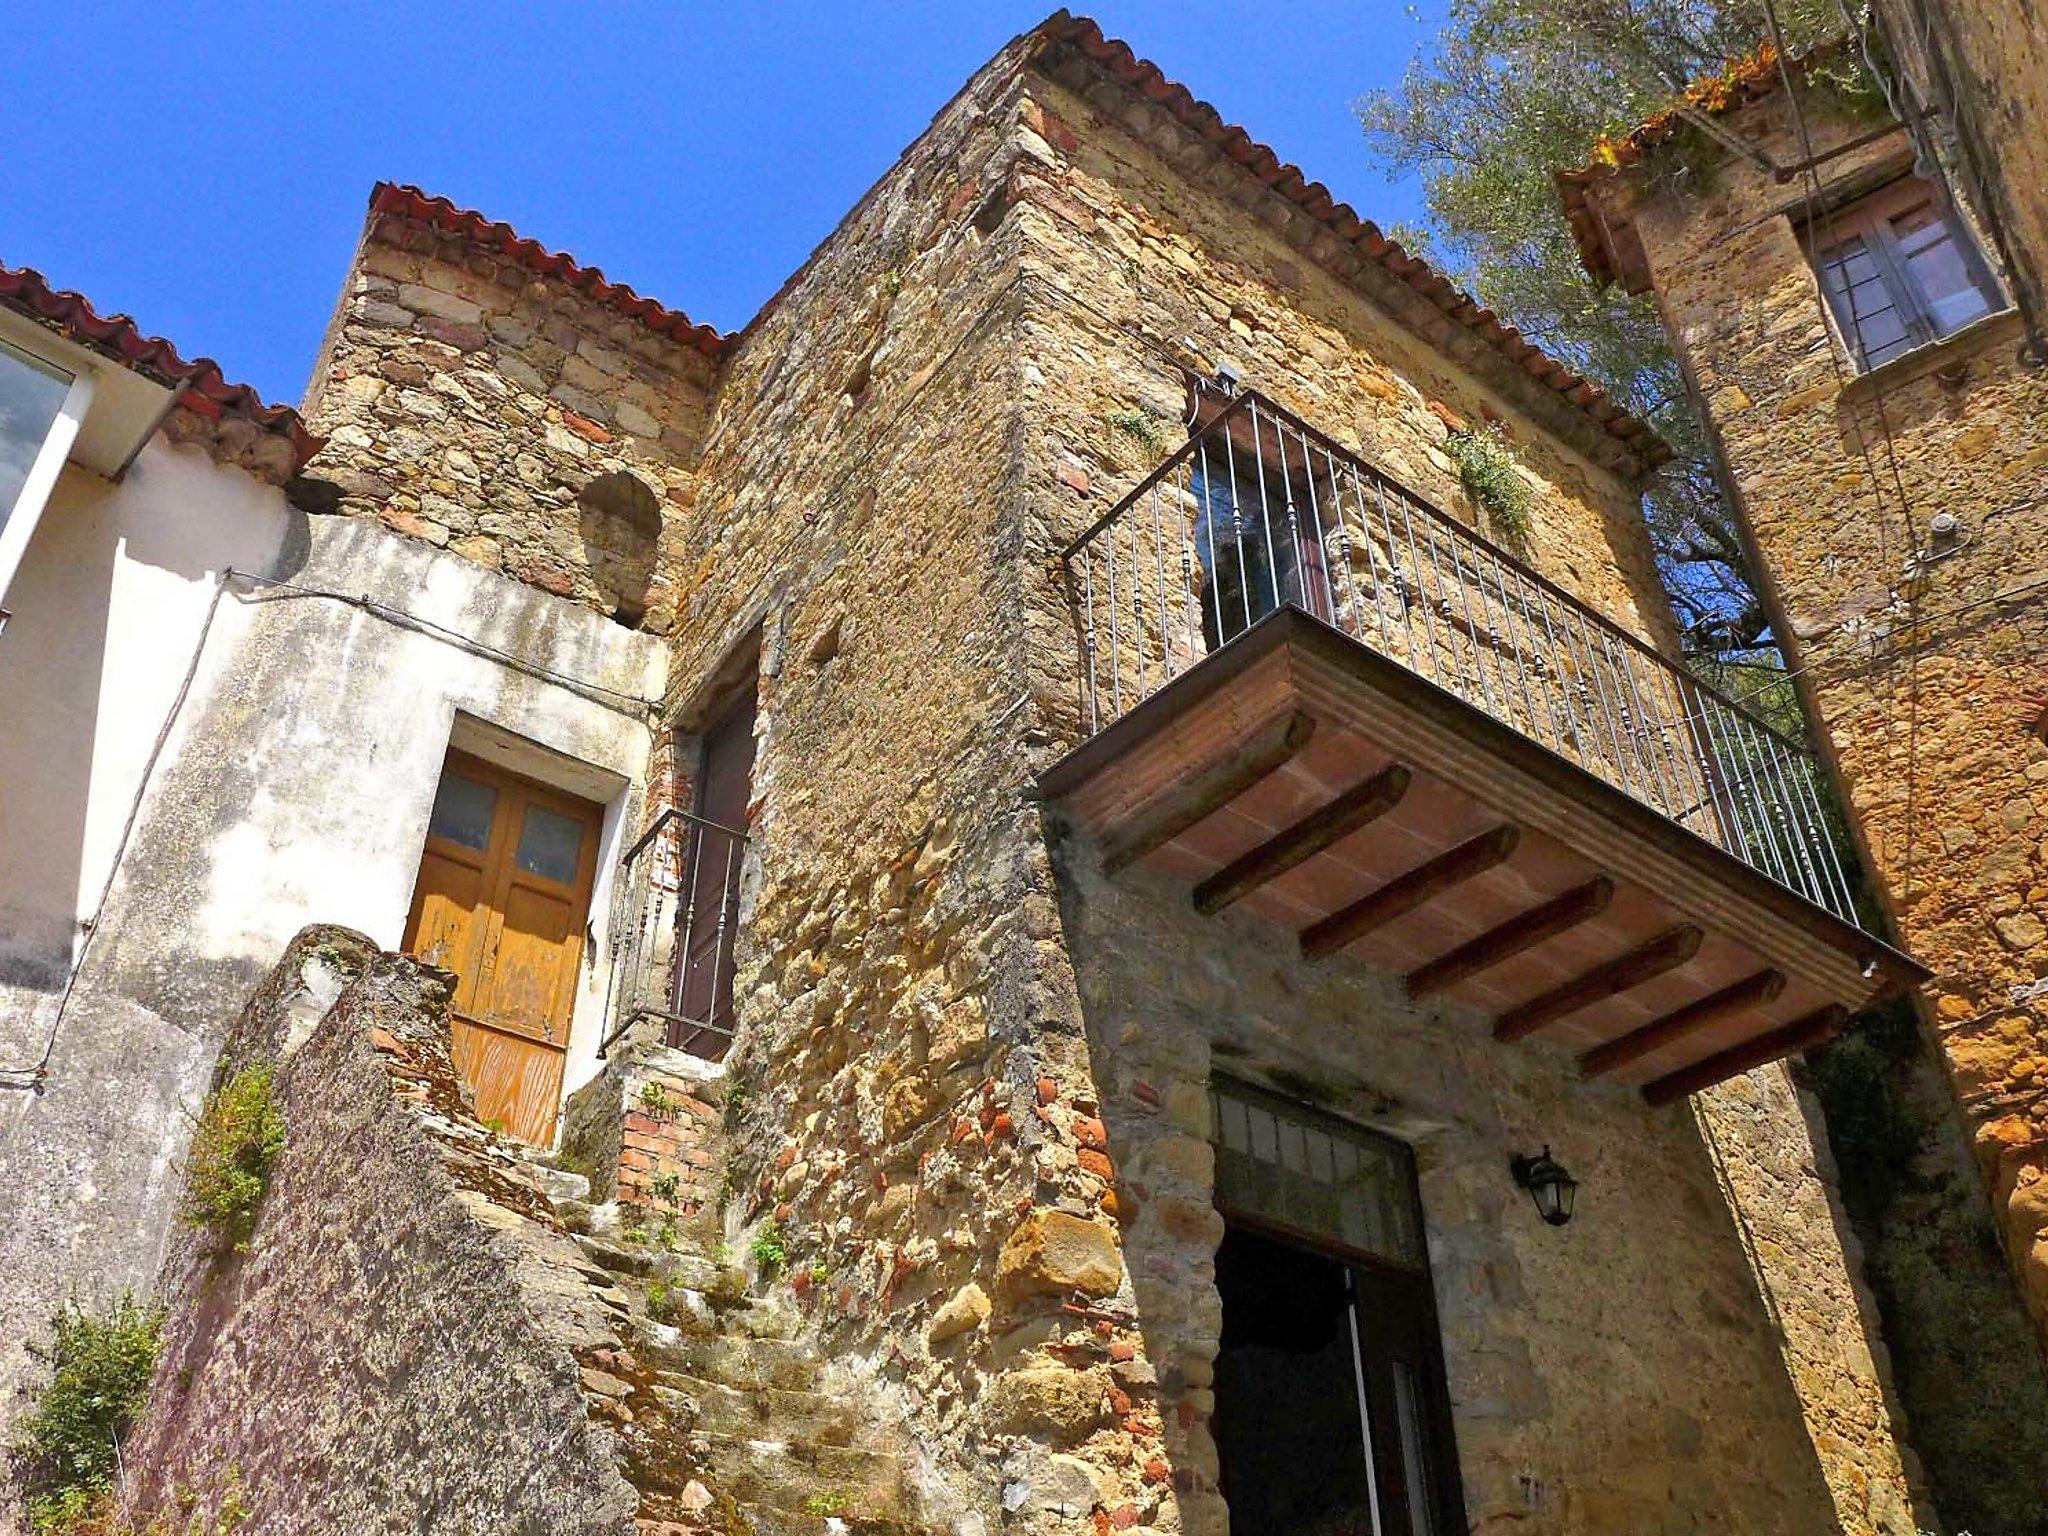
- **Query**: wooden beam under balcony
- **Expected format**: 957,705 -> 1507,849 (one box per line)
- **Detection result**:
1037,608 -> 1925,1105
1579,969 -> 1786,1077
1302,825 -> 1521,962
1493,926 -> 1704,1043
1405,876 -> 1615,997
1099,708 -> 1316,874
1642,1005 -> 1847,1106
1195,764 -> 1412,915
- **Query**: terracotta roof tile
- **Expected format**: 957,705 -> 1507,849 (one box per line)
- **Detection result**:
1033,12 -> 1668,466
1555,39 -> 1853,285
369,183 -> 734,359
0,260 -> 318,467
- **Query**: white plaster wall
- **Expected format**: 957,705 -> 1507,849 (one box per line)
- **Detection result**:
0,436 -> 666,1451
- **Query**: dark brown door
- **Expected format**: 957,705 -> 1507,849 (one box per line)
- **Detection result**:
671,687 -> 756,1051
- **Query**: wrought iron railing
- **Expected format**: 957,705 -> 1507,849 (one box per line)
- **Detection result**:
602,807 -> 748,1060
1061,387 -> 1863,925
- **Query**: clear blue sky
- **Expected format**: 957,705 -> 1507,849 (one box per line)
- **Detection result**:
9,2 -> 1445,406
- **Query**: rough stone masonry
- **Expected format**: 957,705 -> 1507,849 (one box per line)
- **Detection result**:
1562,55 -> 2048,1536
68,14 -> 1973,1536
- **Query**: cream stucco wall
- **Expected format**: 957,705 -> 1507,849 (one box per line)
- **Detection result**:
0,436 -> 666,1441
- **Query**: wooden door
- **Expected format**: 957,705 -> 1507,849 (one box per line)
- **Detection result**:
402,750 -> 601,1145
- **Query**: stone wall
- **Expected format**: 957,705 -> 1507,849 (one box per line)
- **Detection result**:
561,1023 -> 727,1214
1049,843 -> 1921,1534
120,930 -> 643,1535
1573,76 -> 2048,1533
299,192 -> 722,632
627,21 -> 1931,1535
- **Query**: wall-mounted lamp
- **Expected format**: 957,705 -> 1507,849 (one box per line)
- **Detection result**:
1510,1147 -> 1577,1227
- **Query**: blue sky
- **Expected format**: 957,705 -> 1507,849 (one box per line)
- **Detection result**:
9,3 -> 1445,406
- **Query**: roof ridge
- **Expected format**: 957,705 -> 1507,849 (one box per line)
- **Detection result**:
368,183 -> 734,359
1032,11 -> 1669,467
0,260 -> 316,465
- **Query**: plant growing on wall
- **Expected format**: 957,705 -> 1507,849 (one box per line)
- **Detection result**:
179,1065 -> 286,1252
1443,423 -> 1534,549
749,1221 -> 789,1278
12,1294 -> 163,1534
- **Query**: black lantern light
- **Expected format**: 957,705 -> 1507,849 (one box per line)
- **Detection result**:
1510,1147 -> 1577,1227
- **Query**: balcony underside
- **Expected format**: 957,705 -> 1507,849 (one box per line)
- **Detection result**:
1040,609 -> 1925,1105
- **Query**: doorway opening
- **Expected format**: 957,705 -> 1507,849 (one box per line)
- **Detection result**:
666,681 -> 755,1057
402,748 -> 602,1145
1210,1081 -> 1464,1536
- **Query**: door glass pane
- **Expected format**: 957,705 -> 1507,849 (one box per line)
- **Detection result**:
516,804 -> 585,883
0,338 -> 73,530
1215,1228 -> 1383,1536
1892,208 -> 1995,336
1817,239 -> 1914,366
1192,455 -> 1300,652
427,771 -> 498,851
1212,1081 -> 1424,1268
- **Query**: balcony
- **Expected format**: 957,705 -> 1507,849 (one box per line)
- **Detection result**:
604,808 -> 747,1061
1041,389 -> 1922,1104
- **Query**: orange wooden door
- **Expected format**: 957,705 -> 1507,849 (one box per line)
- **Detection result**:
402,751 -> 601,1145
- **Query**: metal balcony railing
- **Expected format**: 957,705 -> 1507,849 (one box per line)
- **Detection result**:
1061,387 -> 1863,926
603,807 -> 748,1060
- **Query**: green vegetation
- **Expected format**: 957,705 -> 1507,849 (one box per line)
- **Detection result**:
645,1279 -> 685,1324
1443,423 -> 1533,549
178,1066 -> 286,1251
13,1295 -> 164,1534
800,1490 -> 852,1517
1104,408 -> 1167,457
749,1221 -> 789,1277
1361,0 -> 1868,663
638,1081 -> 677,1118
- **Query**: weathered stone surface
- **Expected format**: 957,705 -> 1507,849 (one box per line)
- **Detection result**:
927,1281 -> 992,1345
997,1210 -> 1124,1302
983,1366 -> 1111,1442
118,939 -> 641,1535
1573,73 -> 2048,1535
299,206 -> 719,632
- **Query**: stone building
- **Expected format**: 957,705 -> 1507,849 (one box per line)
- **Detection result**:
0,14 -> 1973,1536
1558,37 -> 2048,1534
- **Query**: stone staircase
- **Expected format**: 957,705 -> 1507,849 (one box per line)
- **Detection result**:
513,1159 -> 940,1536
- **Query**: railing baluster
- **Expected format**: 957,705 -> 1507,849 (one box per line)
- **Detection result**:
1055,389 -> 1868,928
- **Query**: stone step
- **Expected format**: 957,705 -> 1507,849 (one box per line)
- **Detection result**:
630,1321 -> 823,1393
518,1163 -> 592,1204
648,1371 -> 858,1447
634,1497 -> 935,1536
625,1431 -> 909,1521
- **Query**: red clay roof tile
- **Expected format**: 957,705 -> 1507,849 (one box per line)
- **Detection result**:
1033,12 -> 1669,468
369,183 -> 734,359
0,260 -> 317,468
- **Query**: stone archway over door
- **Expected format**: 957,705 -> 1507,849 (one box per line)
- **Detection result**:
402,749 -> 602,1144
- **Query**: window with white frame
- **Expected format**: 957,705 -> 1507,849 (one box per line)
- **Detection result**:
0,337 -> 74,535
1807,176 -> 2005,370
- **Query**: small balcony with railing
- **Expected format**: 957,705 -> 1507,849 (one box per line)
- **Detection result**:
1040,387 -> 1921,1104
603,807 -> 748,1062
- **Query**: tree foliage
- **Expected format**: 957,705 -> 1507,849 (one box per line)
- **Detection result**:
1360,0 -> 1845,670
